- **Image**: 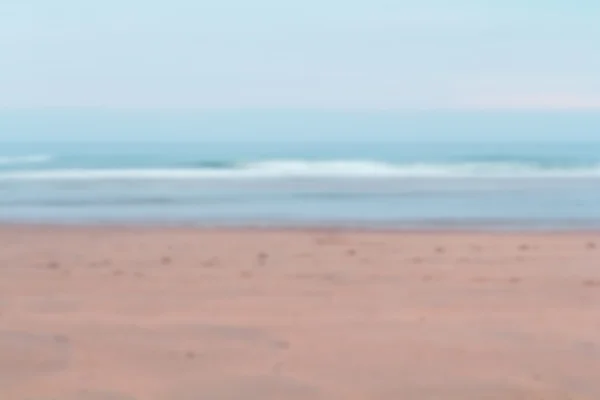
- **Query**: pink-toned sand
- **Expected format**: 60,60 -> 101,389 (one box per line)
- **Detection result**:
1,226 -> 600,400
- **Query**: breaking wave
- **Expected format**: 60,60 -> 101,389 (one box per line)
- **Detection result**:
1,159 -> 600,181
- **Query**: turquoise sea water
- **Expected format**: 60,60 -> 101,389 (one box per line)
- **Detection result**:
1,139 -> 600,229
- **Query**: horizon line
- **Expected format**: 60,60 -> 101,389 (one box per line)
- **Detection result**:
2,107 -> 600,113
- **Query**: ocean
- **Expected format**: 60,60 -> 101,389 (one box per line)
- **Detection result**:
1,139 -> 600,229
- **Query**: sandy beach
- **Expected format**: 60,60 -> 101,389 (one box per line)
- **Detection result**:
1,226 -> 600,400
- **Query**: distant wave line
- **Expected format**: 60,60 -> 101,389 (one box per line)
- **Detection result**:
0,155 -> 53,166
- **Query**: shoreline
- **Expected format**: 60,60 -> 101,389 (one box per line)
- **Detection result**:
2,221 -> 600,236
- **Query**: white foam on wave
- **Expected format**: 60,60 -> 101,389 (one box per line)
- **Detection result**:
1,160 -> 600,181
0,155 -> 53,166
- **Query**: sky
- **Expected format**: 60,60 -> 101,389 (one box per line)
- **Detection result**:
1,0 -> 600,110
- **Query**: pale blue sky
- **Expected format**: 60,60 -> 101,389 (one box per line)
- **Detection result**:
2,0 -> 600,110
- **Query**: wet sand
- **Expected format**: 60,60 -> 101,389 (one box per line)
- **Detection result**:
1,226 -> 600,399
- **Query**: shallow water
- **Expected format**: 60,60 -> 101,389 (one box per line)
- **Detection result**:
1,140 -> 600,228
